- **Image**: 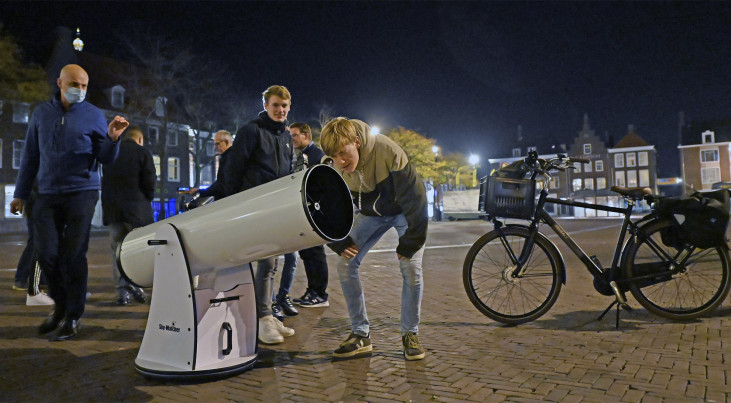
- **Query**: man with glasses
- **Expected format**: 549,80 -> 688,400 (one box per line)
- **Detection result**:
187,130 -> 233,200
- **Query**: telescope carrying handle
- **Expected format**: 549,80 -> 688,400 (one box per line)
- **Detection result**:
221,322 -> 232,356
147,240 -> 168,246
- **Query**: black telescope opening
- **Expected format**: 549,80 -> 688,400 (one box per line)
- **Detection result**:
302,165 -> 354,242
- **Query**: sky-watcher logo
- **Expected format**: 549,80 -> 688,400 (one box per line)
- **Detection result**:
159,321 -> 181,333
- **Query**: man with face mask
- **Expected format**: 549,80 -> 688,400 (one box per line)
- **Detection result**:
223,85 -> 295,345
10,64 -> 128,341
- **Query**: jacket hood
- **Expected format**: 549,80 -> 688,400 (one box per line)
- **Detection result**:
350,119 -> 376,171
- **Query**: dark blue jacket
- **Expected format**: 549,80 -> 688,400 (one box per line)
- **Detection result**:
14,94 -> 120,199
223,111 -> 293,197
198,147 -> 230,200
301,141 -> 326,167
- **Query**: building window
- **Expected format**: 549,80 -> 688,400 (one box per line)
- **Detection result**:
614,154 -> 624,168
638,151 -> 648,166
701,149 -> 719,162
206,140 -> 215,156
168,157 -> 180,181
585,178 -> 594,189
626,152 -> 636,167
111,85 -> 125,109
639,169 -> 650,187
149,127 -> 159,145
167,131 -> 178,147
153,155 -> 161,179
512,148 -> 521,157
527,146 -> 537,153
702,130 -> 715,144
597,177 -> 607,189
583,144 -> 591,154
573,162 -> 581,173
201,164 -> 213,185
595,160 -> 604,172
701,167 -> 721,184
0,138 -> 3,168
572,178 -> 582,191
13,102 -> 29,124
584,160 -> 592,172
627,170 -> 638,187
614,171 -> 625,187
13,140 -> 24,169
549,176 -> 560,189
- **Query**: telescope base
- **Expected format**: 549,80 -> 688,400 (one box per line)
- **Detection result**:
135,223 -> 258,381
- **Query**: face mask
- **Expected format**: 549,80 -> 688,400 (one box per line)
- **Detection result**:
64,87 -> 86,104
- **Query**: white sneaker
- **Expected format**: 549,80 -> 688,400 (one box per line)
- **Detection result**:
26,292 -> 54,306
274,317 -> 295,337
258,315 -> 284,344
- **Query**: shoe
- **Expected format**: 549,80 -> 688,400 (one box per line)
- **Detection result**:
26,291 -> 54,306
402,331 -> 425,361
297,291 -> 329,307
12,281 -> 28,291
273,316 -> 295,337
277,295 -> 299,316
50,318 -> 80,341
127,285 -> 147,304
116,292 -> 131,306
271,302 -> 284,321
38,311 -> 64,334
258,315 -> 284,344
292,290 -> 311,305
333,332 -> 372,358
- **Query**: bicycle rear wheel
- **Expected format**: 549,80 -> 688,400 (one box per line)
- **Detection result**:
624,218 -> 731,320
463,226 -> 563,325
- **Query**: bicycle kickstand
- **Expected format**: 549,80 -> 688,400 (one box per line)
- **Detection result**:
597,281 -> 630,329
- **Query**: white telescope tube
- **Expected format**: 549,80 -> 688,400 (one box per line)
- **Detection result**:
118,164 -> 353,287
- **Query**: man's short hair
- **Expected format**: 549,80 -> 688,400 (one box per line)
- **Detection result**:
125,126 -> 144,141
320,117 -> 359,156
214,130 -> 233,141
262,85 -> 291,104
289,122 -> 311,140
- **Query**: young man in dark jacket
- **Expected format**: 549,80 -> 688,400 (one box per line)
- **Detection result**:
321,117 -> 428,361
10,64 -> 128,341
223,85 -> 295,344
101,127 -> 156,306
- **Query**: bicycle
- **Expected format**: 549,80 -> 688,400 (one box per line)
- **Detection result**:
463,152 -> 731,327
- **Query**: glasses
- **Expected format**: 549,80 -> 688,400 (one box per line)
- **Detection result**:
214,141 -> 224,146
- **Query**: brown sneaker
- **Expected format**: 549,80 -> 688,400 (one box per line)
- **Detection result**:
333,332 -> 372,358
402,331 -> 425,360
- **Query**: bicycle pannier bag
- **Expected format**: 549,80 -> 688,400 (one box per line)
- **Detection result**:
655,189 -> 730,249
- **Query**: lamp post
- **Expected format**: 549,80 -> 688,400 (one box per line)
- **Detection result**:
469,154 -> 480,188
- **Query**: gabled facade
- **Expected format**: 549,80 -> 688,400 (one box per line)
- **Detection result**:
678,129 -> 731,191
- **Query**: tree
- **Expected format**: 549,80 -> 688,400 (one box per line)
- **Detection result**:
0,25 -> 51,104
386,127 -> 443,181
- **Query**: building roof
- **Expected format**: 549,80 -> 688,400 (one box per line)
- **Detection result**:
613,127 -> 649,148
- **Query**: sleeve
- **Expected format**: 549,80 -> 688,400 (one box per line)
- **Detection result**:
140,148 -> 157,201
13,112 -> 41,200
392,161 -> 429,258
327,236 -> 356,255
92,111 -> 120,165
223,124 -> 258,197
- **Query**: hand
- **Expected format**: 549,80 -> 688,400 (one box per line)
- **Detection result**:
107,116 -> 129,141
340,245 -> 359,259
187,188 -> 199,195
10,198 -> 24,215
397,253 -> 408,261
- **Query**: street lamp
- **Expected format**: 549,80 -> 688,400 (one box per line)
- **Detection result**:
469,154 -> 480,188
73,28 -> 84,52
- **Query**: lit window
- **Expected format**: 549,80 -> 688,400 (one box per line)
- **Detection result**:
168,157 -> 180,181
701,149 -> 719,162
614,154 -> 624,168
597,177 -> 607,189
13,102 -> 29,124
572,178 -> 582,191
512,148 -> 521,157
527,146 -> 537,153
595,160 -> 604,172
627,170 -> 637,187
583,144 -> 591,154
573,162 -> 581,173
585,178 -> 594,189
153,155 -> 161,179
638,151 -> 648,166
13,140 -> 24,169
614,171 -> 625,187
701,167 -> 721,184
584,160 -> 592,172
626,152 -> 636,167
549,176 -> 560,189
639,170 -> 650,187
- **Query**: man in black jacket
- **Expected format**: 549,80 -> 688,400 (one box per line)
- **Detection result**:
188,130 -> 232,200
223,85 -> 295,345
101,127 -> 156,305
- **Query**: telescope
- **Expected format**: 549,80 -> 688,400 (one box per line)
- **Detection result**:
117,165 -> 353,380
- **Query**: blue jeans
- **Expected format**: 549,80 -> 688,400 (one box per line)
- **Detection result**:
274,253 -> 297,301
337,214 -> 424,337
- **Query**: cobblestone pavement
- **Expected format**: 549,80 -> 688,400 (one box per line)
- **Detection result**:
1,219 -> 729,402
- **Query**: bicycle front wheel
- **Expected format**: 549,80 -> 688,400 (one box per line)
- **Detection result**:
463,226 -> 563,325
624,218 -> 731,320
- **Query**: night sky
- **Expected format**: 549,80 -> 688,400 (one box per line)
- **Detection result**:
2,1 -> 730,176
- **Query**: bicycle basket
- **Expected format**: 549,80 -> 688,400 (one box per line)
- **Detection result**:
479,176 -> 536,219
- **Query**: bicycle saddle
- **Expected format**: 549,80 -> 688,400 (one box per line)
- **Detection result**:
610,186 -> 652,200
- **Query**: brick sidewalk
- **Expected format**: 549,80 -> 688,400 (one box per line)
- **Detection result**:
0,221 -> 729,401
